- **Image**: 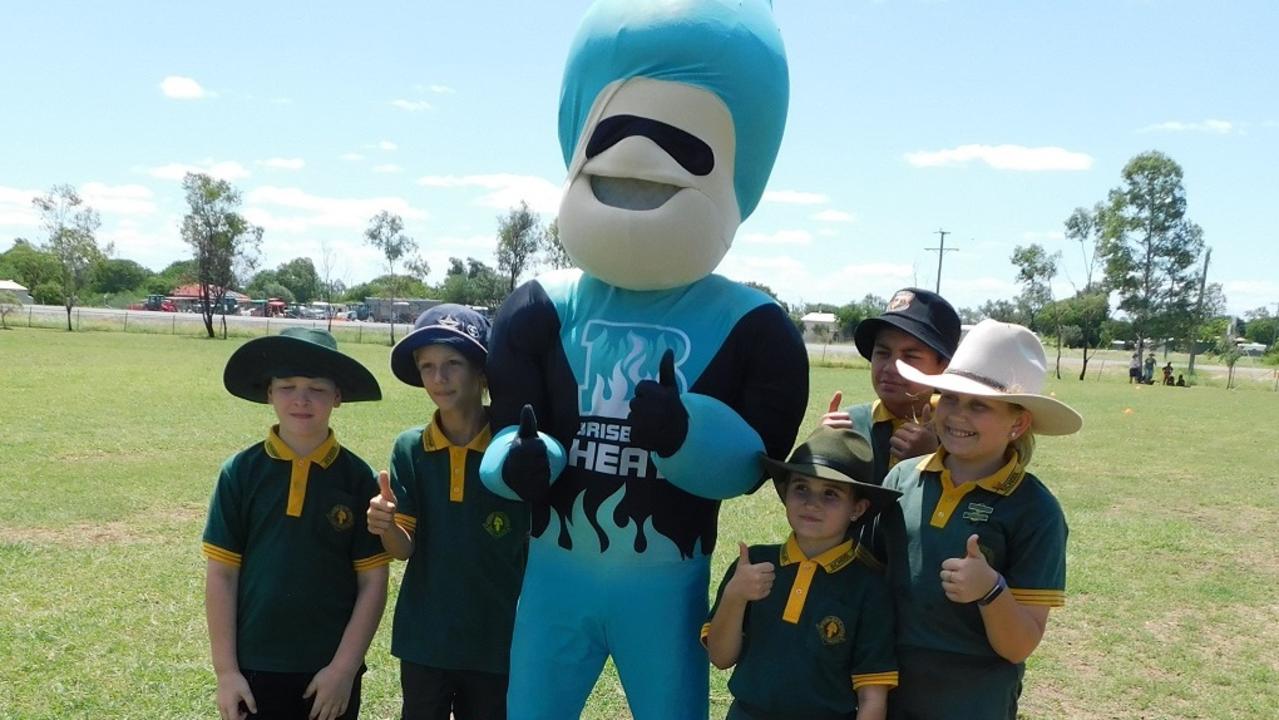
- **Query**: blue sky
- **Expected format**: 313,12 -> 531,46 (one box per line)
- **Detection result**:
2,0 -> 1276,314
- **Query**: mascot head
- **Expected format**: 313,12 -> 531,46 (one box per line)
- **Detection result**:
557,0 -> 789,291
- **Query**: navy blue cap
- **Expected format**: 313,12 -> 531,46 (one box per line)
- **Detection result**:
390,304 -> 490,387
853,287 -> 961,361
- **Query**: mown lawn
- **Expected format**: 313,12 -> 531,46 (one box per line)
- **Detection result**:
1,327 -> 1276,719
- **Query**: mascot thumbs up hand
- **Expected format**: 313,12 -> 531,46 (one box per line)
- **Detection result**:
480,2 -> 808,718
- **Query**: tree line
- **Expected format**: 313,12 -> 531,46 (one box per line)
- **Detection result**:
0,174 -> 569,339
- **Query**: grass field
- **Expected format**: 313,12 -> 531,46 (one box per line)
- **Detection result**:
1,327 -> 1276,719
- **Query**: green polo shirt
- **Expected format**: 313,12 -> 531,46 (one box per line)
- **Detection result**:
702,535 -> 898,718
202,427 -> 390,673
388,413 -> 529,674
879,449 -> 1067,660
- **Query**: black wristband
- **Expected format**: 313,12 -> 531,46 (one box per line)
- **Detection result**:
977,574 -> 1007,607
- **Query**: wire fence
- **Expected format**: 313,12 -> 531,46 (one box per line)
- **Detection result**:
10,304 -> 403,346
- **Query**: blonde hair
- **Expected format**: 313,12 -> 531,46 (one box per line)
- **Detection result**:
1011,431 -> 1035,468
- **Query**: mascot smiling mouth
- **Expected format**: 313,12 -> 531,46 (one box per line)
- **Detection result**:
588,175 -> 682,210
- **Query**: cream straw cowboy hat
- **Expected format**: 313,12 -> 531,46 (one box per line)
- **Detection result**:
895,319 -> 1083,436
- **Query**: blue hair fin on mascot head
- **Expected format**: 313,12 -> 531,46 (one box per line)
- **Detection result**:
480,2 -> 809,717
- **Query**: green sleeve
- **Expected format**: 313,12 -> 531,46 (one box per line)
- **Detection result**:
850,574 -> 899,689
1004,486 -> 1068,607
201,459 -> 244,557
350,455 -> 389,564
389,431 -> 419,522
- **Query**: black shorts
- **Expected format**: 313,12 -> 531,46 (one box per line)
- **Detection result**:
242,666 -> 364,720
400,660 -> 508,720
1128,367 -> 1141,379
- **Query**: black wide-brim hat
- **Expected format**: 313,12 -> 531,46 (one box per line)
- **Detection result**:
224,327 -> 382,403
761,427 -> 902,510
390,304 -> 490,387
853,287 -> 961,361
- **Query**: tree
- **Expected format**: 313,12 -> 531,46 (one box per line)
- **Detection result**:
274,257 -> 322,304
364,211 -> 427,342
540,218 -> 574,270
0,239 -> 62,290
834,294 -> 887,340
1243,307 -> 1279,348
1011,243 -> 1062,378
1063,204 -> 1110,379
1099,151 -> 1205,359
976,299 -> 1027,325
318,240 -> 346,332
180,173 -> 263,339
150,259 -> 197,295
436,257 -> 506,310
93,258 -> 152,294
495,201 -> 541,293
0,290 -> 20,329
33,184 -> 107,331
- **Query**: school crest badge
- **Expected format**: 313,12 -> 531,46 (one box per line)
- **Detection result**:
484,511 -> 512,538
817,616 -> 846,645
327,504 -> 354,531
886,290 -> 914,312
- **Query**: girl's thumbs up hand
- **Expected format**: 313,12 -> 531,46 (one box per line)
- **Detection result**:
939,534 -> 998,604
726,541 -> 776,603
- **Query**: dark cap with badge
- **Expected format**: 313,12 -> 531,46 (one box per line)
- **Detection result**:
853,287 -> 961,361
761,426 -> 902,513
223,327 -> 382,403
390,303 -> 490,387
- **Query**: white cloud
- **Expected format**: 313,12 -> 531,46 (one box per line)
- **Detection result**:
376,141 -> 398,151
372,164 -> 403,174
259,157 -> 305,170
1222,279 -> 1279,314
340,153 -> 365,162
417,174 -> 562,214
159,75 -> 210,100
80,182 -> 157,216
905,144 -> 1094,171
97,218 -> 179,266
146,160 -> 250,182
1139,119 -> 1234,134
717,254 -> 916,306
391,99 -> 432,112
427,84 -> 456,94
813,209 -> 855,223
245,186 -> 427,234
0,186 -> 39,227
270,97 -> 293,105
741,229 -> 812,246
762,190 -> 829,205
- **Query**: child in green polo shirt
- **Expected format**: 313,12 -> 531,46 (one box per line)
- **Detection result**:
703,427 -> 902,720
203,327 -> 390,720
877,319 -> 1083,720
821,288 -> 961,484
366,304 -> 528,720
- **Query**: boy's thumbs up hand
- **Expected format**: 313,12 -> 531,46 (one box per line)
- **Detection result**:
727,541 -> 775,602
504,404 -> 551,503
820,390 -> 851,429
367,470 -> 397,536
629,349 -> 689,458
890,401 -> 939,460
940,533 -> 997,604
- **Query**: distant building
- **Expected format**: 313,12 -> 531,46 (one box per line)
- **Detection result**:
0,280 -> 33,304
799,311 -> 838,341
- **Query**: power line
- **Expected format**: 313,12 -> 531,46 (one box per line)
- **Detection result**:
924,229 -> 958,294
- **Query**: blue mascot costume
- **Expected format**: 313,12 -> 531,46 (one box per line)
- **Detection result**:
480,1 -> 808,717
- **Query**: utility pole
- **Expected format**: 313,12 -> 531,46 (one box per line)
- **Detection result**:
1187,247 -> 1211,375
925,229 -> 958,294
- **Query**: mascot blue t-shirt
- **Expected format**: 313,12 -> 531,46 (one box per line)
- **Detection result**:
480,2 -> 808,717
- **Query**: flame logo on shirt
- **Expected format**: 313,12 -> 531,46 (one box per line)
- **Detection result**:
818,616 -> 847,645
327,504 -> 354,531
578,320 -> 689,419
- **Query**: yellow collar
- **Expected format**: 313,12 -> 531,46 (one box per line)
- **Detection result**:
871,395 -> 938,425
780,534 -> 858,574
423,411 -> 492,453
264,426 -> 340,468
920,447 -> 1024,496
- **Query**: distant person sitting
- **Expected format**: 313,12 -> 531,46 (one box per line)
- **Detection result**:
1176,374 -> 1187,387
1162,362 -> 1174,386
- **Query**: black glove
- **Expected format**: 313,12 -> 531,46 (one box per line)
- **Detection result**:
628,350 -> 689,458
502,405 -> 551,503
